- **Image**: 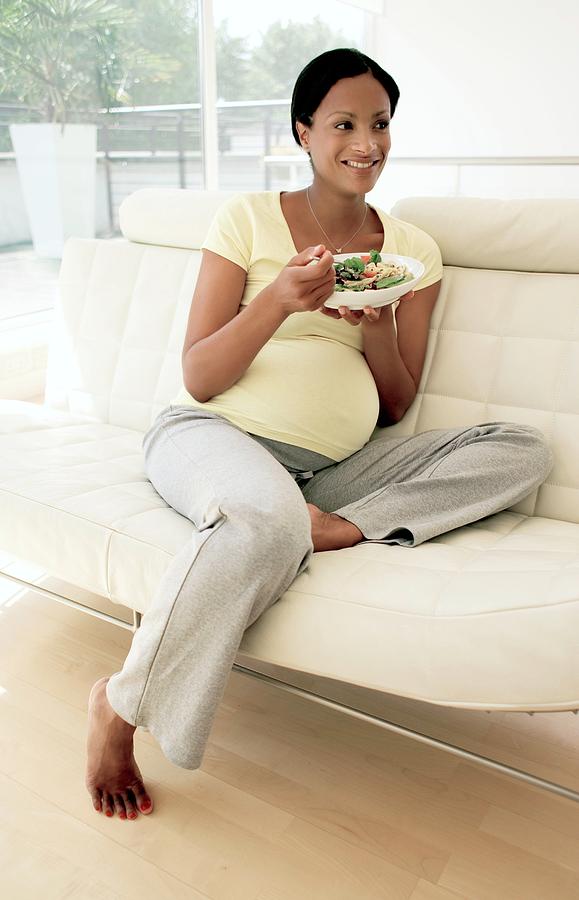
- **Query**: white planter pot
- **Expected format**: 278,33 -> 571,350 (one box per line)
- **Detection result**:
9,123 -> 97,258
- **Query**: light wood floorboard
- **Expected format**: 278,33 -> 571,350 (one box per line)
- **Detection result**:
1,571 -> 579,900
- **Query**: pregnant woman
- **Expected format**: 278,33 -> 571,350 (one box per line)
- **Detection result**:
85,48 -> 553,819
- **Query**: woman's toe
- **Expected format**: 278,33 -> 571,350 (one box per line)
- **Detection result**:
113,794 -> 126,819
122,791 -> 138,819
132,780 -> 153,814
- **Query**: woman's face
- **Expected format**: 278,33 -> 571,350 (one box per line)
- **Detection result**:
297,72 -> 391,192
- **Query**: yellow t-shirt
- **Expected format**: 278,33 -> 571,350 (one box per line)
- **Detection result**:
171,191 -> 442,461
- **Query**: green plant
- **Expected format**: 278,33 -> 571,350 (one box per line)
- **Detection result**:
0,0 -> 179,123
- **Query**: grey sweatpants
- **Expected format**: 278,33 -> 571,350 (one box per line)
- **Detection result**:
106,405 -> 553,769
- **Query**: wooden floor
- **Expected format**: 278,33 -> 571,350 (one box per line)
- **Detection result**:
1,563 -> 579,900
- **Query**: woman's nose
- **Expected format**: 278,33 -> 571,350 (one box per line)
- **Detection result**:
351,132 -> 380,153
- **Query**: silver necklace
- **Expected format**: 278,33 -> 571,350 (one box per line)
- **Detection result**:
306,187 -> 368,254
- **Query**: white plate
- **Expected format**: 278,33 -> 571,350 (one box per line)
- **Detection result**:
324,252 -> 425,310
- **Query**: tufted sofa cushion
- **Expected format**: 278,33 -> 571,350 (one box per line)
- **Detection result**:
388,196 -> 579,527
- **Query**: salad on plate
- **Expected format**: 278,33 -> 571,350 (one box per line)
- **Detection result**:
333,249 -> 413,292
322,249 -> 424,310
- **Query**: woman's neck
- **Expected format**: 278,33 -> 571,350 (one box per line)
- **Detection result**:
305,181 -> 368,230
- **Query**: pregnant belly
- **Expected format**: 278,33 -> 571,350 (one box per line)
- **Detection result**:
211,338 -> 381,458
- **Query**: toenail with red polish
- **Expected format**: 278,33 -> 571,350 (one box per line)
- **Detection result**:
140,799 -> 151,810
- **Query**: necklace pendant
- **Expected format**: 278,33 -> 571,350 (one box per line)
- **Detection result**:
305,187 -> 368,260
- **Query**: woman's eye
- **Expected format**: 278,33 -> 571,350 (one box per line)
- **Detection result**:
335,121 -> 390,130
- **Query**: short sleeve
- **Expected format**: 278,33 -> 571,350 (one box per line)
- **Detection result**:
201,194 -> 253,272
409,227 -> 443,291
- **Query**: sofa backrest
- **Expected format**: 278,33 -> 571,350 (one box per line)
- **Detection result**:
44,188 -> 579,524
44,189 -> 235,431
389,196 -> 579,523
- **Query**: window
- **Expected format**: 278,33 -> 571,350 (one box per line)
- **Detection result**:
1,0 -> 200,321
213,0 -> 366,191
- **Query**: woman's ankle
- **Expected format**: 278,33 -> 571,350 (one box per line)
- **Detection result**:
335,514 -> 364,547
308,504 -> 364,550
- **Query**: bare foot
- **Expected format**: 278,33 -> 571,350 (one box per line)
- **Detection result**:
307,503 -> 364,551
86,676 -> 154,819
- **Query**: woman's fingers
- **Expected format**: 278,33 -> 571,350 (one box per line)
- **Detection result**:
362,305 -> 381,323
320,290 -> 415,324
338,305 -> 363,325
320,303 -> 370,324
297,248 -> 334,279
320,306 -> 341,318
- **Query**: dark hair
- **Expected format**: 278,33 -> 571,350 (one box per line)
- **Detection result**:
291,48 -> 400,148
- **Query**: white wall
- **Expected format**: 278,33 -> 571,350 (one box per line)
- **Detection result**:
373,0 -> 578,157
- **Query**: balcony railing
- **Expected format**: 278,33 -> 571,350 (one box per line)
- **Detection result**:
2,100 -> 579,240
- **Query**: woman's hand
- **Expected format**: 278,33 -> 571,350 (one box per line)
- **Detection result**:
270,244 -> 336,316
320,289 -> 415,326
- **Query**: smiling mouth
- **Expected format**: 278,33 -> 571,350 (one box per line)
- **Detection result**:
342,160 -> 380,170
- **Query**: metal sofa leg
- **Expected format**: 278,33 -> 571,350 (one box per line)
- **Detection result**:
0,571 -> 134,631
230,663 -> 579,805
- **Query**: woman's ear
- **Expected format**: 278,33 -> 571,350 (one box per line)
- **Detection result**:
297,124 -> 310,152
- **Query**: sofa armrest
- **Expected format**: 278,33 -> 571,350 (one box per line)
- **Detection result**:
0,317 -> 50,401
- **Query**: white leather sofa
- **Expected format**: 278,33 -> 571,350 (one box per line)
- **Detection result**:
2,189 -> 579,799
